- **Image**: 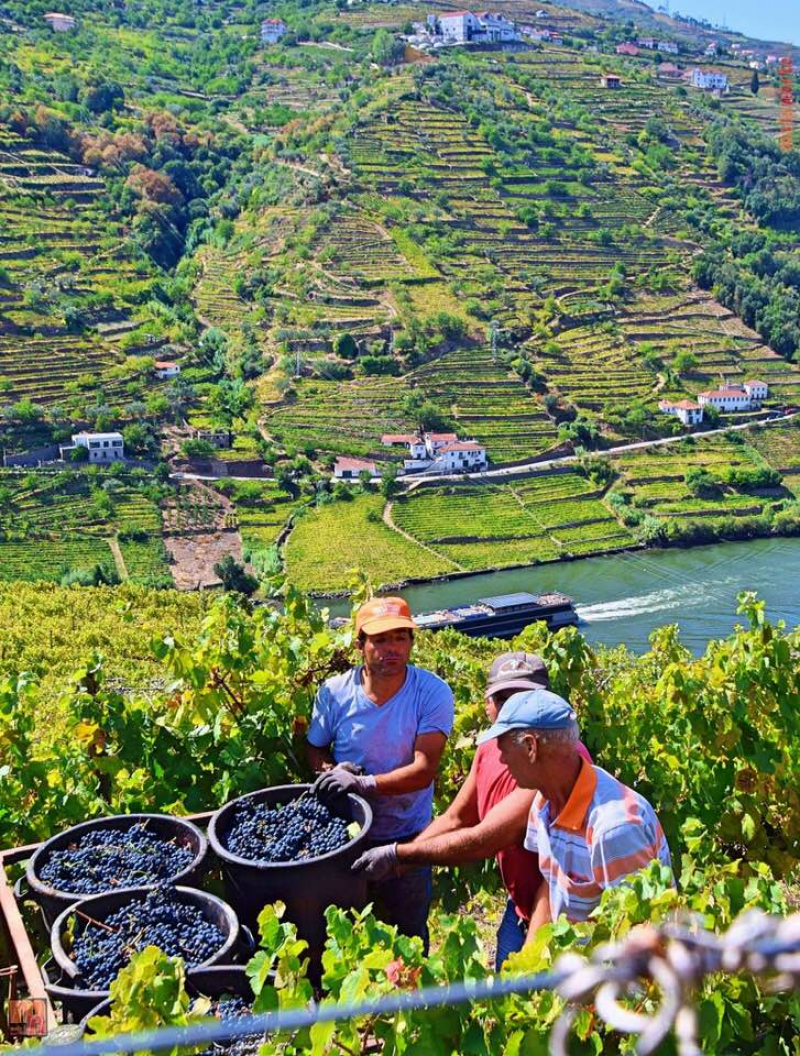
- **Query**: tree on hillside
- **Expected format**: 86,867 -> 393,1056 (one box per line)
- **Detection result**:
673,350 -> 699,374
82,79 -> 125,114
401,391 -> 451,432
372,29 -> 403,66
213,555 -> 259,597
750,70 -> 760,95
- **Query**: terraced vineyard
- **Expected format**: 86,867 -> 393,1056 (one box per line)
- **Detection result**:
0,132 -> 158,407
0,468 -> 168,583
284,491 -> 455,591
392,470 -> 635,572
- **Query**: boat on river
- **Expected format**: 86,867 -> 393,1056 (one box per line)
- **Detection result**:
413,591 -> 577,639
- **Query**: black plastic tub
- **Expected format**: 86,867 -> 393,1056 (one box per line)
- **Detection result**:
208,785 -> 372,970
77,965 -> 256,1035
47,886 -> 240,1020
24,813 -> 208,928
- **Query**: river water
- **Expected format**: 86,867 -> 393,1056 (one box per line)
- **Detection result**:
323,538 -> 800,654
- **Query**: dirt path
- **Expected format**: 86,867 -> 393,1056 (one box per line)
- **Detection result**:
108,536 -> 129,581
383,501 -> 464,571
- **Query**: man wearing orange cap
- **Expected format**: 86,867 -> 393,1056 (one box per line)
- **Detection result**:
307,596 -> 454,948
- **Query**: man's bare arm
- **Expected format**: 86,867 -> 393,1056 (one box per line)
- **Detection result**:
397,787 -> 535,866
525,878 -> 551,943
372,732 -> 448,796
410,755 -> 481,842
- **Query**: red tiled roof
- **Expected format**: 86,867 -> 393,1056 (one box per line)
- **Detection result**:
382,433 -> 418,444
439,442 -> 485,453
335,457 -> 377,472
673,400 -> 701,410
442,10 -> 474,17
154,361 -> 178,369
699,388 -> 746,399
427,432 -> 458,442
744,379 -> 768,387
262,18 -> 285,24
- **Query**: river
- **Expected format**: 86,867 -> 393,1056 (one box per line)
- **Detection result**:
323,538 -> 800,654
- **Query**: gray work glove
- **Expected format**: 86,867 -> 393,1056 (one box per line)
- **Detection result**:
352,843 -> 398,881
314,764 -> 377,804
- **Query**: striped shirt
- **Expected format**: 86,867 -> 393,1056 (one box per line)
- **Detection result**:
524,759 -> 672,923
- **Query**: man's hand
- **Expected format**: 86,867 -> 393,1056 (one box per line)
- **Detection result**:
314,765 -> 377,804
352,843 -> 398,881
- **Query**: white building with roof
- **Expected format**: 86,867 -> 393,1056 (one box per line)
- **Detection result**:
438,11 -> 481,43
743,380 -> 769,405
154,360 -> 181,380
43,12 -> 76,31
474,11 -> 518,41
659,40 -> 679,54
60,431 -> 124,463
658,399 -> 704,425
395,430 -> 487,473
689,68 -> 728,92
697,383 -> 766,412
261,18 -> 287,44
333,456 -> 380,480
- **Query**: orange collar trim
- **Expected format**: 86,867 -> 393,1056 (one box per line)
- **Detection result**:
553,757 -> 597,832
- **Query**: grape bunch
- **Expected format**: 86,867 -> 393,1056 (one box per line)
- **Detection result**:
71,886 -> 224,991
39,823 -> 194,895
225,795 -> 352,863
202,996 -> 262,1056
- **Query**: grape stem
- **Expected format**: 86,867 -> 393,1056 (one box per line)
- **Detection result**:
75,909 -> 118,934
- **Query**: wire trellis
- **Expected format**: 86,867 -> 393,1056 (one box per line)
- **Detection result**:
30,908 -> 800,1056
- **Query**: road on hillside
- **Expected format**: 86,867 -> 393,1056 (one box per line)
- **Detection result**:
403,412 -> 799,489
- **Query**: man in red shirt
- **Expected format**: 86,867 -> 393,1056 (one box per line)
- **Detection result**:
353,652 -> 592,967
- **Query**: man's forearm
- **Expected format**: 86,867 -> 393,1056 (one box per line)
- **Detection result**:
397,827 -> 490,866
373,760 -> 437,796
525,879 -> 551,943
411,811 -> 464,844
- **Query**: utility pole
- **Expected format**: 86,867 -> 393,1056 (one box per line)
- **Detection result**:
295,346 -> 301,379
490,320 -> 498,363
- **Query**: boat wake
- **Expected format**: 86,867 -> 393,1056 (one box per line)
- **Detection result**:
577,582 -> 707,623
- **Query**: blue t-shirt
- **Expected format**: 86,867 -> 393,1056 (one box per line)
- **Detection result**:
307,664 -> 454,840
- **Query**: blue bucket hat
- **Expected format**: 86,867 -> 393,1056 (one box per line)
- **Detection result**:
477,688 -> 577,745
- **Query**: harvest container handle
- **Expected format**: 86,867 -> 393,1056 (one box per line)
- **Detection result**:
14,876 -> 27,901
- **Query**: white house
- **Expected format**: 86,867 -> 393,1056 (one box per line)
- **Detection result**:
434,441 -> 488,472
333,457 -> 380,480
43,12 -> 76,31
689,68 -> 728,92
704,42 -> 719,57
698,387 -> 752,412
474,11 -> 518,41
399,431 -> 487,473
658,399 -> 704,426
743,379 -> 769,405
61,431 -> 125,463
438,11 -> 481,43
637,37 -> 656,49
261,18 -> 287,44
154,360 -> 181,380
659,40 -> 679,54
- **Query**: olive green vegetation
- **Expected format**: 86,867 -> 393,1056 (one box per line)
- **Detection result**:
0,0 -> 798,591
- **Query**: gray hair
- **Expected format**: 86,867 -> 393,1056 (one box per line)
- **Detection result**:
511,720 -> 580,753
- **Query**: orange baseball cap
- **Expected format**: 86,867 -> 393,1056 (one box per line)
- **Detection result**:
355,596 -> 417,636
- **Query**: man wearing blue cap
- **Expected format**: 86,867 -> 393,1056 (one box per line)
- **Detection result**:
477,688 -> 672,939
352,651 -> 593,966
